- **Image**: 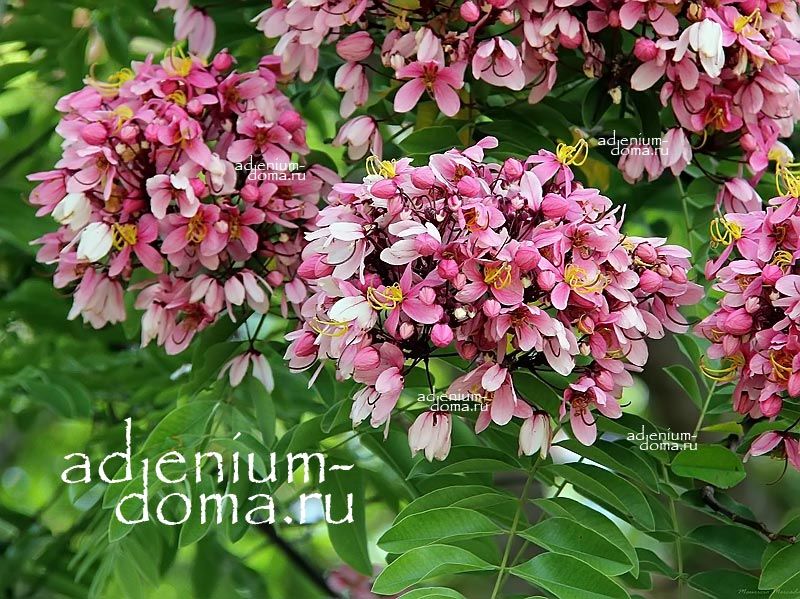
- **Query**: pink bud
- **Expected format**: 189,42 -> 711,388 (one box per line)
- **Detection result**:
770,44 -> 790,65
763,264 -> 783,285
740,133 -> 757,152
414,233 -> 440,256
241,184 -> 259,202
541,194 -> 569,219
336,31 -> 374,62
431,323 -> 454,347
437,259 -> 459,280
499,9 -> 515,24
744,296 -> 760,313
483,299 -> 501,317
638,269 -> 663,293
186,99 -> 204,115
354,346 -> 380,370
144,123 -> 160,143
118,124 -> 138,144
298,255 -> 333,280
723,309 -> 753,335
266,271 -> 284,287
656,263 -> 673,278
411,167 -> 436,189
294,332 -> 318,357
81,122 -> 108,145
748,431 -> 783,457
399,322 -> 415,339
458,340 -> 478,360
633,38 -> 658,62
761,394 -> 783,418
370,179 -> 397,199
515,246 -> 540,270
634,243 -> 658,264
457,176 -> 481,197
212,50 -> 234,72
537,270 -> 556,291
460,0 -> 480,22
502,158 -> 524,180
670,267 -> 687,284
190,178 -> 208,199
607,9 -> 621,27
452,273 -> 467,290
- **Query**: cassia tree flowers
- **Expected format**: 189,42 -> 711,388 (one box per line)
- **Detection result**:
27,47 -> 336,383
285,137 -> 703,460
698,162 -> 800,471
249,0 -> 800,182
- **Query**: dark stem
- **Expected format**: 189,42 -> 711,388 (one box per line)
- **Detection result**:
700,486 -> 797,544
255,523 -> 342,597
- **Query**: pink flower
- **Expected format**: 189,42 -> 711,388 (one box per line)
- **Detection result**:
108,215 -> 164,276
519,412 -> 552,458
471,39 -> 525,90
146,173 -> 199,219
394,55 -> 465,117
219,350 -> 274,392
408,411 -> 452,461
333,116 -> 382,160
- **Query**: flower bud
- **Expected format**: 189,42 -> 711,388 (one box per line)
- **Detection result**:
431,323 -> 454,347
354,346 -> 380,370
414,233 -> 440,256
633,38 -> 658,62
457,340 -> 478,360
81,122 -> 108,145
499,9 -> 515,24
635,243 -> 658,264
266,271 -> 284,287
370,179 -> 397,199
437,259 -> 459,280
723,309 -> 753,335
411,166 -> 436,189
452,273 -> 467,290
607,9 -> 621,27
457,175 -> 481,197
541,193 -> 569,219
241,184 -> 259,202
537,270 -> 556,291
744,296 -> 760,313
670,267 -> 687,284
483,299 -> 501,317
212,50 -> 234,72
638,269 -> 663,293
518,412 -> 552,458
502,158 -> 524,181
515,245 -> 540,270
336,32 -> 374,62
453,306 -> 468,321
761,394 -> 783,418
762,264 -> 783,285
399,322 -> 415,339
118,124 -> 138,144
459,0 -> 480,22
190,178 -> 208,199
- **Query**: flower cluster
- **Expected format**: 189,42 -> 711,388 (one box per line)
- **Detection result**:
250,0 -> 800,179
285,138 -> 702,460
28,48 -> 335,367
698,163 -> 800,470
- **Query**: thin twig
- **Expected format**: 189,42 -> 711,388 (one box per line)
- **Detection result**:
700,486 -> 797,544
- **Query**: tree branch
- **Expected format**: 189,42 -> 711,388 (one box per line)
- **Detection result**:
255,523 -> 342,597
700,486 -> 797,544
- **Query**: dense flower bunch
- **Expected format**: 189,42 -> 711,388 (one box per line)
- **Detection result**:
251,0 -> 800,179
698,164 -> 800,470
285,137 -> 702,459
28,48 -> 335,367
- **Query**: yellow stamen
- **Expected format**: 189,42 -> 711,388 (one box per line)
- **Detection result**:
166,90 -> 187,106
555,139 -> 589,166
699,354 -> 745,383
776,162 -> 800,198
309,317 -> 349,338
164,46 -> 193,78
365,155 -> 397,178
734,8 -> 762,33
366,284 -> 403,310
484,262 -> 512,290
85,65 -> 134,98
112,105 -> 134,132
186,213 -> 207,243
772,250 -> 794,270
111,223 -> 138,250
709,217 -> 743,248
770,349 -> 793,381
564,263 -> 608,293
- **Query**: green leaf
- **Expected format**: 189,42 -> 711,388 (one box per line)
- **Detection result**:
542,463 -> 655,530
398,588 -> 467,599
533,497 -> 639,577
320,463 -> 372,576
371,545 -> 496,595
689,570 -> 761,598
379,507 -> 503,553
243,375 -> 275,447
671,446 -> 745,488
582,79 -> 612,127
685,525 -> 766,570
664,365 -> 703,408
511,553 -> 630,599
760,543 -> 800,590
400,126 -> 462,154
520,517 -> 634,576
